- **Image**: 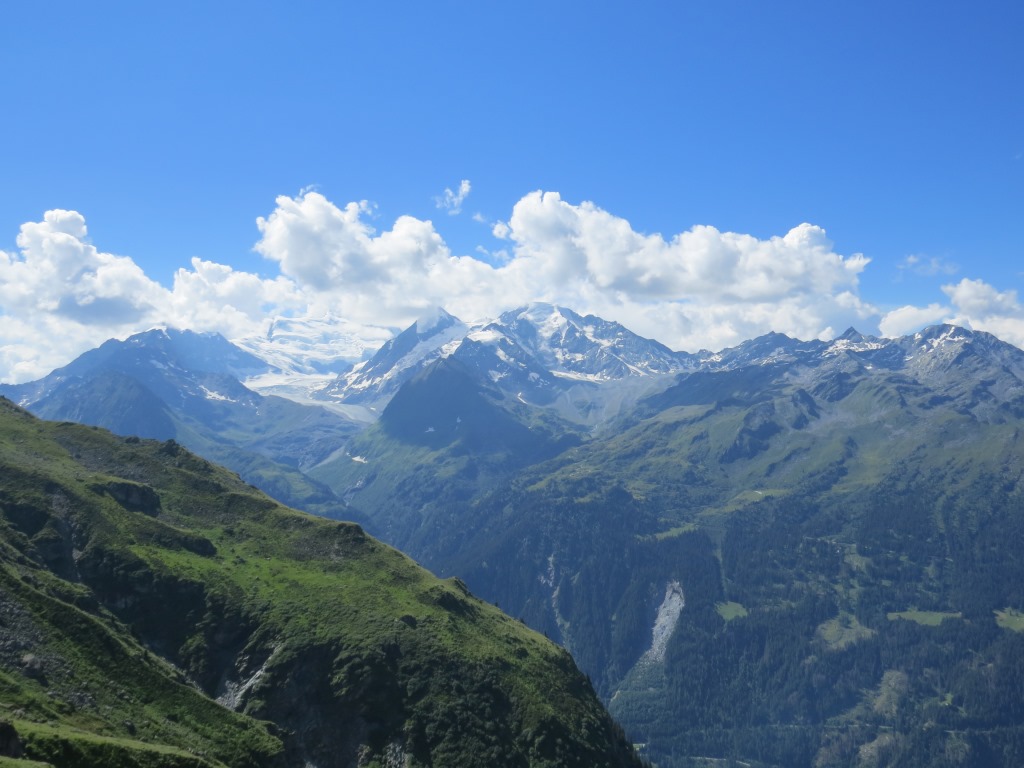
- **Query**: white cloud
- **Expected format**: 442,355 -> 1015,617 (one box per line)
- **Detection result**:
940,278 -> 1024,348
434,179 -> 471,215
943,278 -> 1019,317
879,303 -> 951,337
491,191 -> 877,350
0,209 -> 306,382
0,210 -> 170,380
1,209 -> 164,325
8,189 -> 1023,384
248,189 -> 880,350
876,278 -> 1024,349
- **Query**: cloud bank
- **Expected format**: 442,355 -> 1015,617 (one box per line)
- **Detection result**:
1,190 -> 1021,383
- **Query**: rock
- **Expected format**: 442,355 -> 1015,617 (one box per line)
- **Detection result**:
0,720 -> 23,757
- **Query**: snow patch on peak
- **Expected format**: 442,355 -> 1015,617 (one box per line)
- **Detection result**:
924,325 -> 968,348
465,328 -> 505,345
199,385 -> 236,403
826,338 -> 886,355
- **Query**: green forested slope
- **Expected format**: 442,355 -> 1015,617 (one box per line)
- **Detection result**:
322,331 -> 1024,767
0,398 -> 641,768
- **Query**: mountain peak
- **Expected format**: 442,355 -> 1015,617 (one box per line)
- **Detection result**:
913,323 -> 970,344
837,327 -> 864,341
415,306 -> 459,335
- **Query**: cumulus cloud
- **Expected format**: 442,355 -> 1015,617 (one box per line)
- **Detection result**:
941,278 -> 1024,347
11,188 -> 1023,384
0,210 -> 305,382
434,179 -> 471,215
943,278 -> 1019,317
251,189 -> 879,352
2,209 -> 164,324
489,191 -> 877,350
877,278 -> 1024,348
879,303 -> 951,337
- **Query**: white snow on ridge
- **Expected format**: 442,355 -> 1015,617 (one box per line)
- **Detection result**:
826,338 -> 885,355
200,386 -> 236,403
339,320 -> 475,393
465,328 -> 505,345
551,370 -> 611,382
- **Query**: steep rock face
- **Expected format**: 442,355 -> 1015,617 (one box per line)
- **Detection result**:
0,399 -> 642,768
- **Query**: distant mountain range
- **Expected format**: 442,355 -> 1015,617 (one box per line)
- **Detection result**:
7,307 -> 1024,766
308,303 -> 699,420
0,328 -> 362,518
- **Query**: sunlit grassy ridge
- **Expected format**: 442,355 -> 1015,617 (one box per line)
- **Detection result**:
0,398 -> 641,768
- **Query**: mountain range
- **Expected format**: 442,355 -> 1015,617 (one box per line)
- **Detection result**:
7,306 -> 1024,766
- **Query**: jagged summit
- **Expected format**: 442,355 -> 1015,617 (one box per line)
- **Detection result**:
313,303 -> 693,416
837,326 -> 866,341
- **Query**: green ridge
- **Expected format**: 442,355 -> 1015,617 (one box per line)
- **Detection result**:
0,398 -> 641,768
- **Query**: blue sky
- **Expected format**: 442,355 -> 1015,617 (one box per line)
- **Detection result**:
1,1 -> 1022,380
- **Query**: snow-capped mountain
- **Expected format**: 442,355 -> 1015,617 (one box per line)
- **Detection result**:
232,314 -> 396,411
233,314 -> 395,375
311,304 -> 1024,426
317,308 -> 478,409
4,327 -> 273,408
497,303 -> 696,381
315,303 -> 696,416
0,328 -> 365,517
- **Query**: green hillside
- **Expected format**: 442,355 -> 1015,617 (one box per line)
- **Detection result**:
0,398 -> 642,768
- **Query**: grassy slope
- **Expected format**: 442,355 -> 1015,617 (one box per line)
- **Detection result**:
0,399 -> 640,768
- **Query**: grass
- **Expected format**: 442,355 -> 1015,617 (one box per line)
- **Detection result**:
15,721 -> 216,768
0,758 -> 54,768
653,523 -> 697,541
715,602 -> 749,622
0,399 -> 640,768
995,608 -> 1024,632
815,613 -> 875,650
